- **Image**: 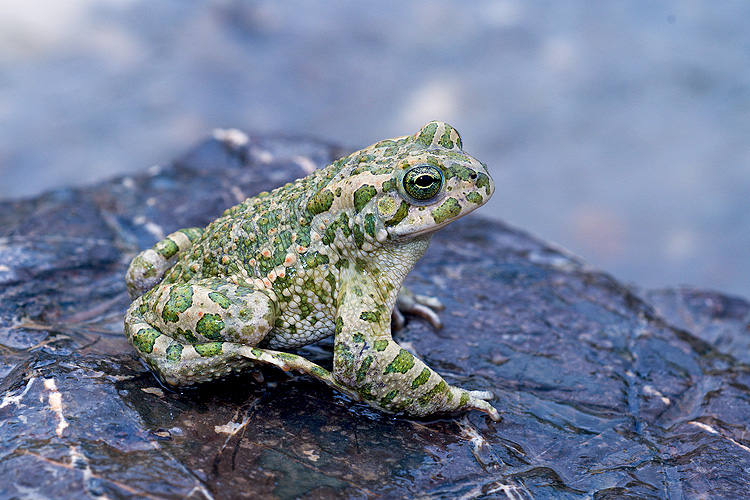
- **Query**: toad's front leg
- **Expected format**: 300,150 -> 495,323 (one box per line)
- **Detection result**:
332,281 -> 500,421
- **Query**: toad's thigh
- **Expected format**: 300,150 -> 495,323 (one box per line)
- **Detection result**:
144,280 -> 276,346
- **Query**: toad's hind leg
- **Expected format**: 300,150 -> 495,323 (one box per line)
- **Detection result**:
231,347 -> 365,403
124,279 -> 278,386
125,282 -> 363,400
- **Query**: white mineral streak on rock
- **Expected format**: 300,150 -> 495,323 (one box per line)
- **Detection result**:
44,378 -> 69,438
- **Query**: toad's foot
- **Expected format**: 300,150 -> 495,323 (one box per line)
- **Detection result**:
392,287 -> 445,330
464,390 -> 501,421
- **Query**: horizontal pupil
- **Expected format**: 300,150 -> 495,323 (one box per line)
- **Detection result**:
415,175 -> 434,187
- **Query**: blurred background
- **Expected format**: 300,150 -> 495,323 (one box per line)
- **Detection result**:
1,1 -> 748,298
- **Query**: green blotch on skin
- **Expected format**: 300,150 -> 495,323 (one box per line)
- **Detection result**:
241,323 -> 260,339
445,164 -> 475,182
335,258 -> 349,270
431,197 -> 461,224
442,124 -> 462,149
306,189 -> 335,215
384,349 -> 415,375
154,238 -> 179,259
325,273 -> 337,294
162,285 -> 193,323
208,292 -> 232,309
382,146 -> 399,157
352,224 -> 364,248
296,215 -> 313,248
466,192 -> 483,205
391,397 -> 415,412
310,365 -> 329,378
354,258 -> 368,273
176,326 -> 198,344
459,391 -> 470,408
274,352 -> 298,362
373,339 -> 389,352
360,311 -> 380,323
382,178 -> 397,192
384,201 -> 409,227
356,355 -> 373,383
411,368 -> 431,389
439,129 -> 454,149
196,313 -> 225,341
238,307 -> 253,320
139,262 -> 157,279
195,342 -> 223,357
476,172 -> 491,195
165,342 -> 183,362
364,213 -> 376,238
357,383 -> 377,401
132,327 -> 160,354
334,342 -> 355,376
415,122 -> 438,146
322,212 -> 350,245
179,227 -> 204,242
375,139 -> 396,148
380,390 -> 399,407
302,251 -> 329,269
335,317 -> 344,335
418,381 -> 448,406
353,185 -> 377,213
352,332 -> 366,343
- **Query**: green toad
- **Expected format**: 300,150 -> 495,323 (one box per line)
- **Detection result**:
124,121 -> 499,421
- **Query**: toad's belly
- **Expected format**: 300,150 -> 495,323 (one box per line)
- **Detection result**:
261,314 -> 336,349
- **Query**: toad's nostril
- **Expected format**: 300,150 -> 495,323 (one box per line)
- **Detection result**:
470,172 -> 477,180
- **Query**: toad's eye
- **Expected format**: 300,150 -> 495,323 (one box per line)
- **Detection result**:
403,165 -> 443,201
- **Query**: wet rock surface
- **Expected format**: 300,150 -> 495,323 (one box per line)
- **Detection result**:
1,132 -> 749,499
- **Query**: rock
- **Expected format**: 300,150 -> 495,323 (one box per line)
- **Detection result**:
1,130 -> 748,499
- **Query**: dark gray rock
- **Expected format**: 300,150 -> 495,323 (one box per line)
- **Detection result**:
1,131 -> 748,499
